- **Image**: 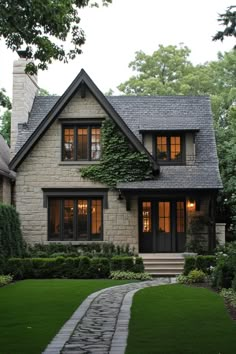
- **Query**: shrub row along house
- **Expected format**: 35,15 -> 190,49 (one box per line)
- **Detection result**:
1,53 -> 225,259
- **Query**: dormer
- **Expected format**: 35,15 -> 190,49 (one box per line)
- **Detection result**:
141,129 -> 199,166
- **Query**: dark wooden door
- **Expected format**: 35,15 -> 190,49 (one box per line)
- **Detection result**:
139,200 -> 186,253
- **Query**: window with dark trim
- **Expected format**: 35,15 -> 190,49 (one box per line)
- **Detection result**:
48,197 -> 103,241
155,134 -> 184,164
62,125 -> 101,161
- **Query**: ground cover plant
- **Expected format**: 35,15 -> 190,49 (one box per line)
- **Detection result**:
0,279 -> 130,354
125,284 -> 236,354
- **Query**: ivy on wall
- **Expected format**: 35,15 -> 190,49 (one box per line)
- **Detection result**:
81,119 -> 153,187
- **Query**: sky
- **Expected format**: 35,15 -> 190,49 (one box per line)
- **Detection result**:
0,0 -> 235,98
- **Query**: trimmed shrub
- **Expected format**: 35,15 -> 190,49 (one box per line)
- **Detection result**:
27,242 -> 135,258
177,269 -> 206,284
0,274 -> 13,287
89,258 -> 110,278
132,257 -> 144,273
184,255 -> 216,275
110,271 -> 152,281
110,256 -> 144,273
0,204 -> 26,259
195,256 -> 216,274
184,256 -> 196,275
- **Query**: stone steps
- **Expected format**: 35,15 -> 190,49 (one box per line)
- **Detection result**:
140,253 -> 185,276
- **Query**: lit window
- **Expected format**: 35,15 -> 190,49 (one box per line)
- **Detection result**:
142,202 -> 152,232
156,135 -> 183,163
63,126 -> 101,161
49,198 -> 103,241
158,202 -> 170,233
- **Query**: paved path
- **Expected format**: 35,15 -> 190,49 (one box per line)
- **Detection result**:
43,278 -> 176,354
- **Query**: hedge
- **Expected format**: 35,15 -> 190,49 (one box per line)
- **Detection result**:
0,204 -> 26,259
110,256 -> 144,273
184,255 -> 216,275
6,256 -> 110,279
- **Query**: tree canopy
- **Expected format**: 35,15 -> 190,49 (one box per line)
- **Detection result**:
213,6 -> 236,48
118,45 -> 236,238
0,0 -> 112,74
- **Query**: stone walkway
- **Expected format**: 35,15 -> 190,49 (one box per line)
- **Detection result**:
43,278 -> 176,354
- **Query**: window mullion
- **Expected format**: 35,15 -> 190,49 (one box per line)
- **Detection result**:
88,199 -> 91,240
74,127 -> 77,161
88,126 -> 91,161
168,136 -> 171,161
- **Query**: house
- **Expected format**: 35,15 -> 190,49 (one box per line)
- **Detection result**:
9,54 -> 224,256
0,134 -> 13,204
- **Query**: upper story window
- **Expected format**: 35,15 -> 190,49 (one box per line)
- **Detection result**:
63,125 -> 101,161
156,135 -> 184,164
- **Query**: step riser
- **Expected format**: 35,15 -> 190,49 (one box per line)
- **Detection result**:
141,254 -> 185,276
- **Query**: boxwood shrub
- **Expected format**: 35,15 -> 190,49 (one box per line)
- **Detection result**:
6,256 -> 110,279
184,255 -> 216,275
110,256 -> 144,273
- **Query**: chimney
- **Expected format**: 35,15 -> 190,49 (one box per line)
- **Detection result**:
11,51 -> 38,156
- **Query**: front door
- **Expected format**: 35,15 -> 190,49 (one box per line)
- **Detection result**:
139,200 -> 186,253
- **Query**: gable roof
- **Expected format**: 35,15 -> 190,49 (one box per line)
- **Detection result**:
10,69 -> 159,172
0,134 -> 15,179
9,70 -> 222,190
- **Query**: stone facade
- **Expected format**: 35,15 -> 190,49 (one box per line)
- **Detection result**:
0,176 -> 11,204
11,58 -> 38,156
14,90 -> 139,250
216,223 -> 226,245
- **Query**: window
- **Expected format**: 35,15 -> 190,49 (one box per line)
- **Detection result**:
63,125 -> 101,161
48,198 -> 103,241
158,202 -> 170,233
156,135 -> 184,163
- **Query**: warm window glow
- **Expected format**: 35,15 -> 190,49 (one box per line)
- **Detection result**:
177,201 -> 185,233
63,200 -> 74,240
49,199 -> 60,239
156,135 -> 183,162
142,202 -> 151,232
91,128 -> 101,160
77,128 -> 88,160
170,136 -> 181,161
63,128 -> 74,160
91,200 -> 102,235
159,202 -> 170,233
157,136 -> 167,160
77,200 -> 88,240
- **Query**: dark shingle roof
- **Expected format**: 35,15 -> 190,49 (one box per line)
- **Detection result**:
15,94 -> 222,189
0,134 -> 14,178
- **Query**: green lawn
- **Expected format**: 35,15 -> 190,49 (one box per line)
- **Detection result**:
0,279 -> 129,354
126,284 -> 236,354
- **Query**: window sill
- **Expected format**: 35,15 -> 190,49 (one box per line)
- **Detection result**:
59,161 -> 100,166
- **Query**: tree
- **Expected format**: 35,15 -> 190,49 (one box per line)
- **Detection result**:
118,44 -> 193,95
0,89 -> 11,145
0,0 -> 112,74
213,6 -> 236,47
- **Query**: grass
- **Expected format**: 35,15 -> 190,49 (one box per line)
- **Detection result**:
0,279 -> 130,354
126,284 -> 236,354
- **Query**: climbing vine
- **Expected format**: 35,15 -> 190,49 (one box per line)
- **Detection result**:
81,119 -> 153,187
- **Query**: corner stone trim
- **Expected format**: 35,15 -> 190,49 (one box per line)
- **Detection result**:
42,278 -> 176,354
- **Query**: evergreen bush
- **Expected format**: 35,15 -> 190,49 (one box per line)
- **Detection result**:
0,204 -> 26,259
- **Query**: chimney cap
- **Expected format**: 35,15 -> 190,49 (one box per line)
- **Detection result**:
17,50 -> 28,59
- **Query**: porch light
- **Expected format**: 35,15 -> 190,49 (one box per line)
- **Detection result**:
187,198 -> 196,211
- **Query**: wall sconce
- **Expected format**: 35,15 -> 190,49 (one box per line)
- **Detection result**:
187,198 -> 196,212
117,191 -> 124,201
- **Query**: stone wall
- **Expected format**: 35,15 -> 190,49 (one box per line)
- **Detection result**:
216,223 -> 226,245
2,177 -> 11,204
14,89 -> 139,250
11,58 -> 38,156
